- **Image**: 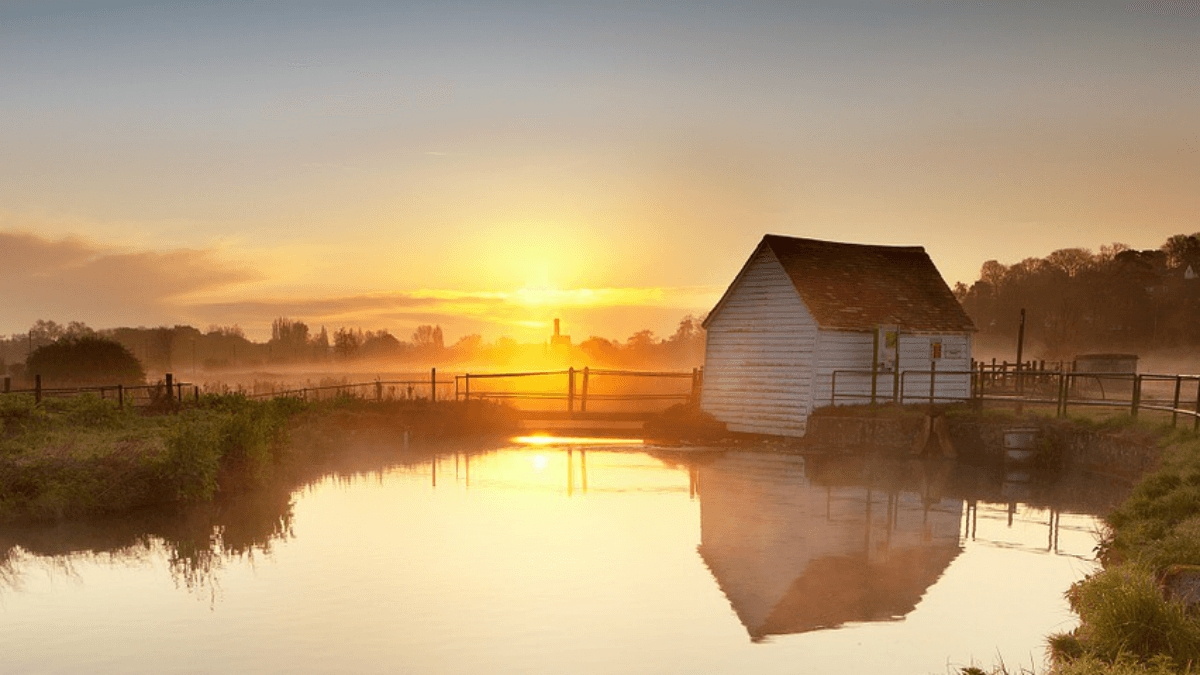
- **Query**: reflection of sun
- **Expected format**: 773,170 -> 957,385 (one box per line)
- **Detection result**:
530,454 -> 548,472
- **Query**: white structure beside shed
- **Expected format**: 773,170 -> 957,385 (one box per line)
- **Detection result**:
700,235 -> 975,437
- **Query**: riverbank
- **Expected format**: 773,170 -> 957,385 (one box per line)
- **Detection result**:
799,403 -> 1200,674
0,393 -> 518,523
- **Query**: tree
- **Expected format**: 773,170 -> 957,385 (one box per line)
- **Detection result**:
26,336 -> 145,386
333,328 -> 362,359
269,317 -> 310,361
412,325 -> 444,351
1161,234 -> 1200,269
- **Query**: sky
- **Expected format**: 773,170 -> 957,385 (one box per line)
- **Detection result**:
2,0 -> 1197,343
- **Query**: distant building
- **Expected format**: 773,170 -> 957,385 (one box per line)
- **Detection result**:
550,318 -> 571,347
701,235 -> 975,437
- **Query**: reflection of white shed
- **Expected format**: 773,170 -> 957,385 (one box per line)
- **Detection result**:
697,453 -> 963,640
701,235 -> 975,437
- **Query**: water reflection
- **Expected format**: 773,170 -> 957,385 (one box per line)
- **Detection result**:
0,438 -> 1134,675
697,454 -> 961,640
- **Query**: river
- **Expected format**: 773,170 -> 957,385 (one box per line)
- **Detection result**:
0,436 -> 1127,674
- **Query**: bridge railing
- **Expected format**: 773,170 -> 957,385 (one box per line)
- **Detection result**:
455,367 -> 701,417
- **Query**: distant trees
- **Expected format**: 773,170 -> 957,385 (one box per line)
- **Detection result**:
0,314 -> 709,376
958,233 -> 1200,357
26,336 -> 145,386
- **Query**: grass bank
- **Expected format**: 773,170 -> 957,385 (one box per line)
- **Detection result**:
958,415 -> 1200,675
0,393 -> 517,523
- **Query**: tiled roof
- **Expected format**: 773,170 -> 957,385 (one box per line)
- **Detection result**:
761,234 -> 975,332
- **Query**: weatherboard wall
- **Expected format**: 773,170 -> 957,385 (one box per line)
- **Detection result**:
701,245 -> 816,436
811,331 -> 973,408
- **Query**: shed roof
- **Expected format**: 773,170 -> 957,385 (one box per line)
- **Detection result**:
706,234 -> 975,332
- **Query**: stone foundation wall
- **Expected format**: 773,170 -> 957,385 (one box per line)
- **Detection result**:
806,412 -> 1162,482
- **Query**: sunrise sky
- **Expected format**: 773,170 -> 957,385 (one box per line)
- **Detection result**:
2,0 -> 1197,343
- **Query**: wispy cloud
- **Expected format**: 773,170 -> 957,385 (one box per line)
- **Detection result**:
0,230 -> 260,333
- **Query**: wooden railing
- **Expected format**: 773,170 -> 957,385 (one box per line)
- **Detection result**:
831,366 -> 1200,429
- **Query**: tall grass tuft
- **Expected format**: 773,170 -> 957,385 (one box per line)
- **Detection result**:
1068,564 -> 1200,668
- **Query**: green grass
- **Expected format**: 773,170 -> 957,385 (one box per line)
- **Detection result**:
1032,426 -> 1200,674
0,392 -> 519,523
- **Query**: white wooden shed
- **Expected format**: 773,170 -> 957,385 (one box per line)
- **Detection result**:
700,235 -> 975,437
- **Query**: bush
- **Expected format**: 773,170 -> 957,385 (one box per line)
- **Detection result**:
26,336 -> 145,386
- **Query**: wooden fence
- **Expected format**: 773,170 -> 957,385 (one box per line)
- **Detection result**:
831,363 -> 1200,430
454,367 -> 701,421
1,372 -> 199,409
1,367 -> 702,421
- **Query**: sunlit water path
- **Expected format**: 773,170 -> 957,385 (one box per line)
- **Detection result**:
1,439 -> 1124,674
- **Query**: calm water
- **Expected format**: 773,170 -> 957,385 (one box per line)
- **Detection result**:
0,438 -> 1126,675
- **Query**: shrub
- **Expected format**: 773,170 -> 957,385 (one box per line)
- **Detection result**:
26,336 -> 145,386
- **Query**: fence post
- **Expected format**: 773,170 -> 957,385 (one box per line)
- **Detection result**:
464,374 -> 471,402
2,376 -> 8,393
430,368 -> 436,403
1195,379 -> 1200,433
892,329 -> 901,404
1174,376 -> 1183,427
1131,374 -> 1142,418
568,367 -> 575,416
929,361 -> 936,406
689,367 -> 699,405
581,367 -> 590,413
871,329 -> 880,405
376,379 -> 382,402
118,384 -> 124,409
35,374 -> 41,404
165,373 -> 174,405
1060,367 -> 1070,415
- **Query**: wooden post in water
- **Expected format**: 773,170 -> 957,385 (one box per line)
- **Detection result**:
567,447 -> 574,496
580,367 -> 589,413
567,367 -> 576,416
35,374 -> 41,405
1174,376 -> 1183,427
430,367 -> 436,403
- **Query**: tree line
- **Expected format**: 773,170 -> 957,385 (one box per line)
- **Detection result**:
955,233 -> 1200,358
0,314 -> 707,384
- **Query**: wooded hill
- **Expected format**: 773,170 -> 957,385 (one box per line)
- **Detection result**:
955,234 -> 1200,359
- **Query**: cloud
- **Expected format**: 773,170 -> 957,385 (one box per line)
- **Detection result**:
0,230 -> 260,333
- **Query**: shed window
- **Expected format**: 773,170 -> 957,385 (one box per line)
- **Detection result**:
930,341 -> 943,359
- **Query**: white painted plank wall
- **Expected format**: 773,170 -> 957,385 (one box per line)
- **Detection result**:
701,246 -> 816,436
811,331 -> 973,408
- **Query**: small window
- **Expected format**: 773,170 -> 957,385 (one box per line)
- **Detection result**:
931,341 -> 943,359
